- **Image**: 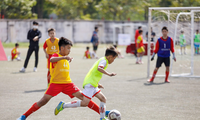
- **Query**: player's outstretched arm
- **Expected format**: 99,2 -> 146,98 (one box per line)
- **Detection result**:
98,83 -> 104,89
50,56 -> 73,63
97,67 -> 116,76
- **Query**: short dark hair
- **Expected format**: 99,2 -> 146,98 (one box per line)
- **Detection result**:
196,29 -> 199,32
33,21 -> 38,25
95,27 -> 98,30
58,37 -> 73,49
15,43 -> 19,47
139,30 -> 143,34
105,46 -> 118,57
48,28 -> 55,33
113,45 -> 117,48
86,46 -> 89,50
162,26 -> 168,31
181,31 -> 184,33
138,26 -> 142,29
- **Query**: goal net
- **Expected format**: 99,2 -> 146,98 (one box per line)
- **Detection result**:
147,7 -> 200,78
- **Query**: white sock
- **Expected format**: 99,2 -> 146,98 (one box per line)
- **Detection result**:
99,102 -> 106,118
136,57 -> 138,61
63,100 -> 81,108
140,56 -> 142,61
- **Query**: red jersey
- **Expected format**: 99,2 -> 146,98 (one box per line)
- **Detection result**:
85,50 -> 91,59
11,47 -> 18,60
135,30 -> 140,47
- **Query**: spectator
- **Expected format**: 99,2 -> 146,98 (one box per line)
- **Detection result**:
19,21 -> 42,72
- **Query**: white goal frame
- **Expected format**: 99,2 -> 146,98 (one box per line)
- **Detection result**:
147,7 -> 200,78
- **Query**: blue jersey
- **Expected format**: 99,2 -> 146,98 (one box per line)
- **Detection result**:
157,37 -> 172,58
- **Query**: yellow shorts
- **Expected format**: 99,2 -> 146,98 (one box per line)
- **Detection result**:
137,47 -> 145,53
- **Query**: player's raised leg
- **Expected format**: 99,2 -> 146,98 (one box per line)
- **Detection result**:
17,94 -> 53,120
54,91 -> 100,115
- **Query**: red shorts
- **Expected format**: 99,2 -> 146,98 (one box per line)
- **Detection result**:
47,54 -> 53,69
45,83 -> 80,98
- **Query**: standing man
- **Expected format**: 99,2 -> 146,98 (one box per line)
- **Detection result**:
91,26 -> 99,58
134,26 -> 142,57
91,27 -> 99,53
146,27 -> 156,43
20,21 -> 42,72
194,29 -> 200,54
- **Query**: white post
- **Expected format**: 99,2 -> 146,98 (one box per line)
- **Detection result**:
168,10 -> 170,27
147,9 -> 152,78
113,25 -> 116,45
191,11 -> 194,75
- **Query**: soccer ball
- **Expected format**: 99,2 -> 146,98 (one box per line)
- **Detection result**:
108,109 -> 121,120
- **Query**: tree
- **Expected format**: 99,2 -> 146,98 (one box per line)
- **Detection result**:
0,0 -> 37,19
96,0 -> 148,21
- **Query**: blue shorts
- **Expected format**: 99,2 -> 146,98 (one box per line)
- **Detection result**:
194,43 -> 200,48
180,44 -> 186,47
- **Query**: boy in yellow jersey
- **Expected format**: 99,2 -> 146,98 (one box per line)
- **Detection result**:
17,37 -> 101,120
136,30 -> 145,64
43,28 -> 59,85
11,43 -> 21,61
55,46 -> 118,120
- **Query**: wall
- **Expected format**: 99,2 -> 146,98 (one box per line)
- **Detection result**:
0,19 -> 147,44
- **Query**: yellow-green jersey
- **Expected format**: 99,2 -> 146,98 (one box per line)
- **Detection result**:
179,34 -> 186,45
194,33 -> 200,43
83,57 -> 108,88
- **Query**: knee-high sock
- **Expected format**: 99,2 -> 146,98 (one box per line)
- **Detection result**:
88,100 -> 100,114
99,102 -> 106,118
63,100 -> 81,108
23,102 -> 40,117
47,71 -> 50,84
151,70 -> 157,80
165,71 -> 169,81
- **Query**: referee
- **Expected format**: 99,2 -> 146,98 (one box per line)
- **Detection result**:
20,21 -> 42,72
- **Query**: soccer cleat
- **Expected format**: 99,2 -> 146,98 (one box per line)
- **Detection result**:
139,61 -> 144,64
165,79 -> 170,83
54,101 -> 64,115
147,78 -> 154,83
136,61 -> 140,64
100,118 -> 108,120
33,67 -> 37,72
17,115 -> 26,120
19,67 -> 25,72
105,110 -> 110,117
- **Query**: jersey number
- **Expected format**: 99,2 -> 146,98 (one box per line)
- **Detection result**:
63,62 -> 67,67
164,43 -> 166,48
51,46 -> 56,50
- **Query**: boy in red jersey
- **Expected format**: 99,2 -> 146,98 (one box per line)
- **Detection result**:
134,26 -> 142,57
83,46 -> 92,59
11,43 -> 20,61
148,26 -> 176,83
17,37 -> 102,120
136,30 -> 145,64
43,28 -> 59,85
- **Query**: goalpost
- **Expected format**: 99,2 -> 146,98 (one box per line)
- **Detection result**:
147,7 -> 200,78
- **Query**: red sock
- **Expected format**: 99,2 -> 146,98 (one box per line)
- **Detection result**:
23,102 -> 40,117
47,71 -> 50,84
165,71 -> 169,81
151,70 -> 157,80
88,100 -> 100,114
